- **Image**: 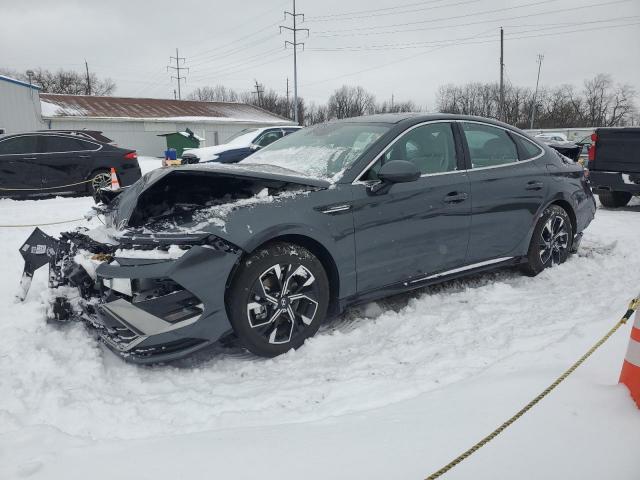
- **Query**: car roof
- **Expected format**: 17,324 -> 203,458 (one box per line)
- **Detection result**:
335,112 -> 523,130
0,131 -> 109,144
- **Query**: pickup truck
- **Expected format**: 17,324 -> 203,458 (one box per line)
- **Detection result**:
588,127 -> 640,208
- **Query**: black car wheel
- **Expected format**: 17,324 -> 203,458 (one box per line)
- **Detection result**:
522,205 -> 573,276
228,242 -> 329,357
598,191 -> 632,208
88,169 -> 111,194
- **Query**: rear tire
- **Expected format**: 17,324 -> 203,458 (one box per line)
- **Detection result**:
87,169 -> 111,196
227,242 -> 329,357
521,205 -> 573,276
598,191 -> 632,208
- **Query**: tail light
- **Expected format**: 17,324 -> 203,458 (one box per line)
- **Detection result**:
587,133 -> 597,166
123,151 -> 137,161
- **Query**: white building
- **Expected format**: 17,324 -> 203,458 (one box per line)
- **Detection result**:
0,75 -> 45,134
0,75 -> 294,155
40,94 -> 295,156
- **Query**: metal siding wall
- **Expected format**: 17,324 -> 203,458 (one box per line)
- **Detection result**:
0,81 -> 45,133
46,118 -> 285,156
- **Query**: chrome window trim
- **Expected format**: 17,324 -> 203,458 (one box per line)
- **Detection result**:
0,133 -> 104,156
458,120 -> 545,166
0,134 -> 39,156
352,119 -> 546,185
40,134 -> 103,154
352,120 -> 461,185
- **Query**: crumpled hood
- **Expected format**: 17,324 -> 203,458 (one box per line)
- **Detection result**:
107,163 -> 330,230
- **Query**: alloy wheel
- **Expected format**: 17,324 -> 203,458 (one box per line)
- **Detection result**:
539,214 -> 570,265
246,263 -> 320,345
91,172 -> 112,192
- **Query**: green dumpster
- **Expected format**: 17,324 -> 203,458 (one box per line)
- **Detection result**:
158,128 -> 202,158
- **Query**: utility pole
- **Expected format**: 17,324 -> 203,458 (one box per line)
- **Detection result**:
253,80 -> 264,107
529,54 -> 544,129
280,0 -> 309,125
391,93 -> 394,111
84,59 -> 91,95
499,27 -> 504,122
286,77 -> 290,118
167,48 -> 188,100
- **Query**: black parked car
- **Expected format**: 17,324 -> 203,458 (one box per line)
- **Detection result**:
587,127 -> 640,208
20,114 -> 595,363
0,132 -> 141,197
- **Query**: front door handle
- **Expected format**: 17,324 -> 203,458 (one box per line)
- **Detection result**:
443,192 -> 468,204
22,157 -> 37,160
78,154 -> 91,159
526,181 -> 544,191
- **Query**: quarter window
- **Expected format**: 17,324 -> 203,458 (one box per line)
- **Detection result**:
462,123 -> 518,168
0,136 -> 38,155
512,135 -> 543,160
364,122 -> 458,180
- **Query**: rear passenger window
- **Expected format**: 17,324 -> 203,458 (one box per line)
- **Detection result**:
512,135 -> 543,160
462,123 -> 518,168
0,136 -> 38,155
42,136 -> 86,153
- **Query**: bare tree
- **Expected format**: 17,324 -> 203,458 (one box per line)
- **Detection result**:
327,85 -> 376,119
187,85 -> 239,102
375,99 -> 416,114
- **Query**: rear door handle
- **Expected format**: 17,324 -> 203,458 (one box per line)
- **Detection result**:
526,181 -> 544,191
78,155 -> 91,159
22,157 -> 37,160
443,192 -> 468,204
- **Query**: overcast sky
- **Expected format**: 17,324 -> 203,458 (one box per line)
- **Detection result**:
2,0 -> 639,108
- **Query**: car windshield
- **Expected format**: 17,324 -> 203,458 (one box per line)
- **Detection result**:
224,128 -> 259,146
241,122 -> 390,180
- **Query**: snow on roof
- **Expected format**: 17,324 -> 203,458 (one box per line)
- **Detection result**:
0,74 -> 41,90
39,94 -> 292,124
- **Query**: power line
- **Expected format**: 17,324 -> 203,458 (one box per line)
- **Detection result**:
280,0 -> 308,125
301,21 -> 639,88
167,48 -> 188,100
313,0 -> 631,36
306,0 -> 449,20
314,0 -> 559,34
305,0 -> 483,23
307,16 -> 640,51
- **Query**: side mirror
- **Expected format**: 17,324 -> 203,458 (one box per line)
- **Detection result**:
249,143 -> 262,151
378,160 -> 420,183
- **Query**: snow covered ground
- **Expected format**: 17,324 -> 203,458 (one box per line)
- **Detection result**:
0,165 -> 639,479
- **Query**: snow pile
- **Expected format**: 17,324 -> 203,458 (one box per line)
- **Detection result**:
0,196 -> 639,479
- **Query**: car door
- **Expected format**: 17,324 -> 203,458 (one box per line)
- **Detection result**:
0,135 -> 42,193
39,135 -> 95,191
459,121 -> 547,263
350,121 -> 471,293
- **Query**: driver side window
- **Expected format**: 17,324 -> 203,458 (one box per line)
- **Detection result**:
363,122 -> 457,181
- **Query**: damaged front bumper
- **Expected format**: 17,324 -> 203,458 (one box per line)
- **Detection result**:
19,229 -> 242,364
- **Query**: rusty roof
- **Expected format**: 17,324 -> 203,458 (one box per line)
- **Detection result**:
39,94 -> 291,123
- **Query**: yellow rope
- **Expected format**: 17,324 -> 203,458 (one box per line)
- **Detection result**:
0,218 -> 85,228
426,295 -> 640,480
0,178 -> 95,191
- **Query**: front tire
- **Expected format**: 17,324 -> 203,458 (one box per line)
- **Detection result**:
522,205 -> 573,276
227,242 -> 329,357
598,191 -> 632,208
